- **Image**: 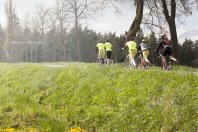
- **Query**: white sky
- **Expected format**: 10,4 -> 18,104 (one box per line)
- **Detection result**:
0,0 -> 198,43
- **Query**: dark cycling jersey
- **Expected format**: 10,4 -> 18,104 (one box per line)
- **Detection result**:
156,38 -> 172,56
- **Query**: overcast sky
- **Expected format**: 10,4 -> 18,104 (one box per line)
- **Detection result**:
0,0 -> 198,43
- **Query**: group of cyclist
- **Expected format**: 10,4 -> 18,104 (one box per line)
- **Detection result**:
96,40 -> 113,65
96,33 -> 178,69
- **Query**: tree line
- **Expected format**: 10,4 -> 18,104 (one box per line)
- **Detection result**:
0,23 -> 197,67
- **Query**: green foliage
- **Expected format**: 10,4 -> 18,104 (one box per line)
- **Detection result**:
179,39 -> 198,67
0,63 -> 197,131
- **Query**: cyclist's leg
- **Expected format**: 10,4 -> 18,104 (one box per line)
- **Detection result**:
141,57 -> 145,67
139,54 -> 145,67
167,56 -> 172,70
162,56 -> 167,69
128,53 -> 133,66
128,52 -> 134,67
99,50 -> 105,64
106,51 -> 112,65
130,50 -> 137,67
162,48 -> 171,69
96,53 -> 101,64
101,52 -> 105,64
109,51 -> 112,64
166,48 -> 177,62
143,50 -> 150,67
169,56 -> 177,62
169,54 -> 178,63
127,54 -> 130,66
144,50 -> 150,63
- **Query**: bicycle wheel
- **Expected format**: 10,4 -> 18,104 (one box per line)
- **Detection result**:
96,57 -> 103,65
166,61 -> 172,70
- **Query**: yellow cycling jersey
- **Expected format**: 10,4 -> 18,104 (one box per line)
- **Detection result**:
105,42 -> 112,51
96,43 -> 105,51
125,41 -> 137,51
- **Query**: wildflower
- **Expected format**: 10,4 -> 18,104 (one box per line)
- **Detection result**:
4,128 -> 15,132
30,128 -> 37,132
69,127 -> 86,132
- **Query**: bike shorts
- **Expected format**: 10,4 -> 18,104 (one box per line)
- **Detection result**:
129,50 -> 137,58
142,50 -> 149,60
106,51 -> 112,59
98,50 -> 105,58
163,47 -> 172,56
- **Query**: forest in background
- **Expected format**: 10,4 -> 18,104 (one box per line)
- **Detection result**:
0,24 -> 198,67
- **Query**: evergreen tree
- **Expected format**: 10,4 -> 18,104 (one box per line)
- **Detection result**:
180,39 -> 194,66
147,32 -> 158,65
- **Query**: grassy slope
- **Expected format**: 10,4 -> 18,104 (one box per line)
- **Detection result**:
0,63 -> 197,131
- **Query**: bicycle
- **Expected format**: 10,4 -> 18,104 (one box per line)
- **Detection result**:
157,52 -> 173,70
124,53 -> 137,68
121,48 -> 137,68
137,52 -> 151,68
96,56 -> 105,65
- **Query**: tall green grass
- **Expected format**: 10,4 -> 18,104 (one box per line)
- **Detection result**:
0,63 -> 197,131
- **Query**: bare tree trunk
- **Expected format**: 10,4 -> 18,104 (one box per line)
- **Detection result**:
161,0 -> 178,58
74,0 -> 80,62
63,47 -> 65,61
169,19 -> 178,58
75,20 -> 80,61
52,42 -> 56,62
77,34 -> 80,61
26,46 -> 28,62
127,0 -> 144,38
31,45 -> 33,62
35,46 -> 38,62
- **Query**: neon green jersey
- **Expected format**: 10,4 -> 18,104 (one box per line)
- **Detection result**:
105,42 -> 112,51
96,43 -> 105,50
125,41 -> 137,51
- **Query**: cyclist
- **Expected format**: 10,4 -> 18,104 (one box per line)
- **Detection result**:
104,40 -> 113,65
122,36 -> 137,67
96,40 -> 105,64
155,34 -> 178,69
137,39 -> 150,67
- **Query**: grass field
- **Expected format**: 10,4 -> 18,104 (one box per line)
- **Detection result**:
0,63 -> 197,131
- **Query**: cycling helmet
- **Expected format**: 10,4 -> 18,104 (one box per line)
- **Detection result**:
160,34 -> 167,39
142,39 -> 146,42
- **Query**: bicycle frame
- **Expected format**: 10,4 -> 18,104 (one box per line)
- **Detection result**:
158,53 -> 172,70
121,48 -> 137,68
137,52 -> 151,68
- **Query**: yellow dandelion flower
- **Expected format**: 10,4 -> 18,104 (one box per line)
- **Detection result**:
4,128 -> 15,132
69,127 -> 86,132
30,128 -> 37,132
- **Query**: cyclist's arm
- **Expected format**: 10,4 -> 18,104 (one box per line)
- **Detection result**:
155,42 -> 163,52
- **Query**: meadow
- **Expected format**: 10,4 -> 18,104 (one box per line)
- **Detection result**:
0,63 -> 197,131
